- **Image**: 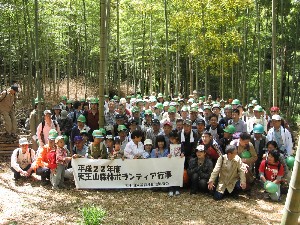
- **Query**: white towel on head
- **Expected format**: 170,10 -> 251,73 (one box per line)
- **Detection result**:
181,130 -> 194,143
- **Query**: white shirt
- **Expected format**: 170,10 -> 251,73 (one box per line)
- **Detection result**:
11,148 -> 35,172
124,140 -> 145,159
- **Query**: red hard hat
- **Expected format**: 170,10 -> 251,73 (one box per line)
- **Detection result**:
270,106 -> 280,111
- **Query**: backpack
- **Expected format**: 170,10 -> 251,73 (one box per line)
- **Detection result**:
0,90 -> 8,102
47,148 -> 57,170
264,159 -> 282,180
17,148 -> 34,163
40,120 -> 58,145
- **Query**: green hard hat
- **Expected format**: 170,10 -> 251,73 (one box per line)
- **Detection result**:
144,109 -> 153,115
240,151 -> 251,159
223,125 -> 236,134
48,129 -> 58,140
181,106 -> 189,112
224,104 -> 233,110
61,96 -> 67,101
117,124 -> 127,132
63,134 -> 69,143
157,93 -> 163,98
92,129 -> 104,138
113,95 -> 119,101
253,105 -> 263,112
155,103 -> 164,110
131,106 -> 140,113
80,98 -> 86,102
264,180 -> 271,189
203,104 -> 211,110
99,128 -> 106,135
212,103 -> 221,109
231,99 -> 240,105
90,97 -> 99,104
67,99 -> 73,104
190,107 -> 198,113
265,181 -> 278,194
117,125 -> 127,132
286,156 -> 295,170
77,115 -> 86,123
253,124 -> 264,134
168,106 -> 176,113
188,98 -> 195,103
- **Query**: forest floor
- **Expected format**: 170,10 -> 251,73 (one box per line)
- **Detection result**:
0,156 -> 298,225
0,79 -> 299,225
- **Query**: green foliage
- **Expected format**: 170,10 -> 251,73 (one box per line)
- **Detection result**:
80,204 -> 106,225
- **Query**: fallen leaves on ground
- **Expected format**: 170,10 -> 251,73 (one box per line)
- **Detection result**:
0,160 -> 286,225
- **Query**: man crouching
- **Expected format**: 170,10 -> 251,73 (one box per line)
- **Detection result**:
10,137 -> 35,180
208,145 -> 246,200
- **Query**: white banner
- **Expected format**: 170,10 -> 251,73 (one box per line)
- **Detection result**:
72,157 -> 184,189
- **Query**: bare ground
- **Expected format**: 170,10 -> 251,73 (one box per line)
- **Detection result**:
0,159 -> 290,225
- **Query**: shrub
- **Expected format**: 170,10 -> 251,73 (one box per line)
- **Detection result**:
80,204 -> 106,225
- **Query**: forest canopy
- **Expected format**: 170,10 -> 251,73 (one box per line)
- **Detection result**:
0,0 -> 299,116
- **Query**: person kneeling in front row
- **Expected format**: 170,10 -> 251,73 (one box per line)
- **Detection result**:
188,144 -> 213,194
208,145 -> 246,200
10,137 -> 35,180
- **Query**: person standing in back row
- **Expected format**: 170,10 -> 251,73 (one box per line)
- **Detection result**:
0,84 -> 19,140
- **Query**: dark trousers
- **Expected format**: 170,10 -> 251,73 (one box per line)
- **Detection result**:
36,167 -> 50,181
213,180 -> 241,200
190,173 -> 208,193
169,186 -> 180,192
10,164 -> 32,180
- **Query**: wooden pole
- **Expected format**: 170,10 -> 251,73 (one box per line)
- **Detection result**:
99,0 -> 108,128
281,137 -> 300,224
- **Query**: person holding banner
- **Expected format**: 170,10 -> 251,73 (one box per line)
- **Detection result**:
143,139 -> 153,159
124,130 -> 145,159
150,135 -> 169,158
87,130 -> 107,159
168,131 -> 184,197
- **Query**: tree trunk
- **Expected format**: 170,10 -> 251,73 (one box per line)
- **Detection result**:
164,0 -> 170,97
272,0 -> 277,106
99,0 -> 108,127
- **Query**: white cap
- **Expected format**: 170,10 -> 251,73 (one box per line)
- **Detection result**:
19,138 -> 29,145
119,98 -> 126,104
144,139 -> 153,145
106,135 -> 113,139
272,115 -> 281,121
196,145 -> 205,151
55,135 -> 64,143
44,109 -> 52,115
163,101 -> 170,107
61,110 -> 68,119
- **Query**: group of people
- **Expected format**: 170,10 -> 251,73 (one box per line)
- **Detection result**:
10,91 -> 294,201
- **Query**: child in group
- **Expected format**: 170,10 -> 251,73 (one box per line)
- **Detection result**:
124,130 -> 145,159
51,136 -> 71,189
112,138 -> 124,159
80,129 -> 90,147
151,135 -> 169,158
143,139 -> 153,159
88,129 -> 107,159
106,135 -> 115,156
259,149 -> 284,201
168,131 -> 184,197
